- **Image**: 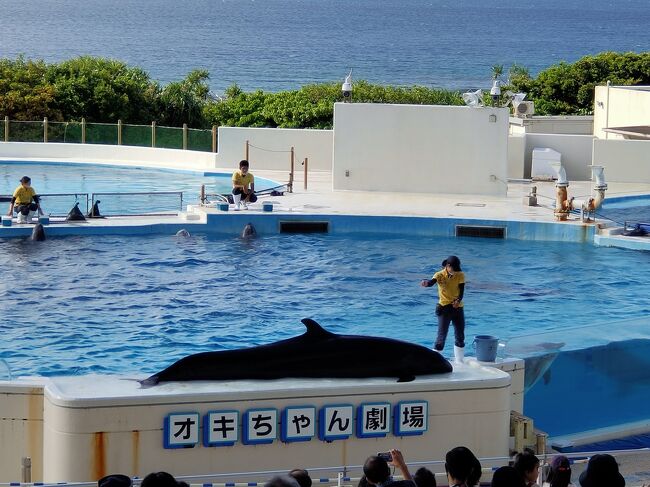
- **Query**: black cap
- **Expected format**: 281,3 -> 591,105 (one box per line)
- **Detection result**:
442,255 -> 461,272
98,474 -> 132,487
579,454 -> 625,487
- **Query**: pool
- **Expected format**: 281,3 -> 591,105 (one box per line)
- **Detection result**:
599,194 -> 650,226
1,232 -> 649,436
0,162 -> 280,215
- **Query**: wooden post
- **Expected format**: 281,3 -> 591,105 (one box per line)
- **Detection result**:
289,146 -> 295,193
211,125 -> 217,153
4,116 -> 8,142
117,119 -> 122,145
303,157 -> 308,190
43,117 -> 48,143
81,118 -> 86,144
151,121 -> 156,148
245,140 -> 249,160
183,123 -> 188,150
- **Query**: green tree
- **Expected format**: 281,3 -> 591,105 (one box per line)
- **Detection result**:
158,69 -> 211,128
0,56 -> 59,120
509,51 -> 650,115
46,56 -> 160,123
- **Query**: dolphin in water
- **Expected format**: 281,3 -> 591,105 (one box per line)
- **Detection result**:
241,223 -> 256,238
140,318 -> 452,387
30,223 -> 46,241
175,229 -> 191,237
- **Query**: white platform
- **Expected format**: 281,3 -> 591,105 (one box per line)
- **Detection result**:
0,364 -> 512,482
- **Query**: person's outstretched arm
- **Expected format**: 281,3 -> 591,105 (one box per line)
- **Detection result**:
389,449 -> 412,481
420,277 -> 437,287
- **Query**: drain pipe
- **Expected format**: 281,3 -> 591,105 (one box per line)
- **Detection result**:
551,164 -> 607,222
570,165 -> 608,222
551,163 -> 571,221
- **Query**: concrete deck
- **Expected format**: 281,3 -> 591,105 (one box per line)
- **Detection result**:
2,168 -> 650,249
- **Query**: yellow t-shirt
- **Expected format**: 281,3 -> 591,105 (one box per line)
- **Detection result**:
232,170 -> 254,189
432,269 -> 465,307
13,185 -> 37,205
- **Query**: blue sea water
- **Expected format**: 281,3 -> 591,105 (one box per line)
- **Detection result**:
0,0 -> 648,93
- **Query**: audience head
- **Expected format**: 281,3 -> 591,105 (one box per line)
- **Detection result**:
289,469 -> 312,487
363,455 -> 391,485
240,159 -> 250,169
547,455 -> 571,487
467,455 -> 482,487
265,475 -> 300,487
490,466 -> 525,487
141,472 -> 179,487
513,448 -> 540,485
98,474 -> 132,487
445,446 -> 479,486
578,454 -> 625,487
357,476 -> 371,487
413,467 -> 436,487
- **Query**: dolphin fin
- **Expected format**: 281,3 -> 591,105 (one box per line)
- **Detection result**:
301,318 -> 336,339
398,375 -> 415,383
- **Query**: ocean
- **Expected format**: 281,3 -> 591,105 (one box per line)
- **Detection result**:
0,0 -> 648,93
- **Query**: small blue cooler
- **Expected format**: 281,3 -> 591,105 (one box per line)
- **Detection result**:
218,202 -> 229,211
39,216 -> 50,225
262,202 -> 274,212
1,217 -> 12,227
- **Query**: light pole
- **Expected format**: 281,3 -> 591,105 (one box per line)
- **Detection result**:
342,70 -> 353,102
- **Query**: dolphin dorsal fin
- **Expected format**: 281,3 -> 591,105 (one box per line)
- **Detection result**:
301,318 -> 336,339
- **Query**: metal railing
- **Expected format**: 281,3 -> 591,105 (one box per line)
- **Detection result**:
1,117 -> 218,153
90,191 -> 184,216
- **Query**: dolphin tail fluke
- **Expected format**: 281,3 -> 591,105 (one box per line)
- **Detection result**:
138,375 -> 160,388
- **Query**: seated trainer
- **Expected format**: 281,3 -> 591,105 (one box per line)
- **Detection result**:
232,159 -> 257,210
7,176 -> 43,223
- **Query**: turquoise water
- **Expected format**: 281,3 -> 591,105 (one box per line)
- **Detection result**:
0,0 -> 648,92
0,163 -> 279,215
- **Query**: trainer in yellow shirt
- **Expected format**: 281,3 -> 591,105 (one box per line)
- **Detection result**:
420,255 -> 467,363
231,159 -> 257,210
7,176 -> 43,223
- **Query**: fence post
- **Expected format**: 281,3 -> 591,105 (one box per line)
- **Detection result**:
4,116 -> 8,142
151,121 -> 156,148
303,157 -> 308,190
21,457 -> 31,483
43,117 -> 48,143
117,119 -> 122,145
81,118 -> 86,144
183,123 -> 188,150
212,125 -> 217,153
245,139 -> 249,160
289,146 -> 295,193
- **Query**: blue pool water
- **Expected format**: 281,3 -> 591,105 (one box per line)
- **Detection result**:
0,162 -> 279,215
599,195 -> 650,227
1,231 -> 650,437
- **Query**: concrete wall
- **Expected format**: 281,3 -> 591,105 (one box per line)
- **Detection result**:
215,127 -> 333,172
509,116 -> 593,135
593,139 -> 650,183
332,103 -> 509,196
524,134 -> 594,181
0,142 -> 219,171
507,134 -> 526,179
594,86 -> 650,139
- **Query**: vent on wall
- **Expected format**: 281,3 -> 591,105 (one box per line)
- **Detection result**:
455,225 -> 506,239
280,221 -> 330,233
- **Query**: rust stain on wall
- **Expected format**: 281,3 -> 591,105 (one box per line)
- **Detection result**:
131,430 -> 140,474
92,432 -> 107,480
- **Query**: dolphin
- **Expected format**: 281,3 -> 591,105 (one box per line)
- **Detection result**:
30,223 -> 46,241
175,229 -> 191,237
140,318 -> 452,387
241,223 -> 256,238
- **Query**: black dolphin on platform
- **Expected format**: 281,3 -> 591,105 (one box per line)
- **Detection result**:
140,318 -> 452,387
